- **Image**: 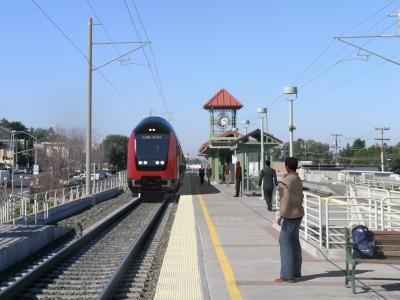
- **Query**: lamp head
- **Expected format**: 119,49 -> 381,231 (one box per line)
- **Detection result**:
257,107 -> 267,114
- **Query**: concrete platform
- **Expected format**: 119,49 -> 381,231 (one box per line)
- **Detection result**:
0,225 -> 68,271
156,174 -> 400,299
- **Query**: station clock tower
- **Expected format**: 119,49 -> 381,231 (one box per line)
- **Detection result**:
203,89 -> 243,139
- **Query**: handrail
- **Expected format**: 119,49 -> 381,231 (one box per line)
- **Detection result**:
275,189 -> 400,250
0,171 -> 127,224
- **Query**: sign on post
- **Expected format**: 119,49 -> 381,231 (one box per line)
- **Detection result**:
33,164 -> 39,175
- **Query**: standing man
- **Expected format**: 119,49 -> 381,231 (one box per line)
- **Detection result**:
206,165 -> 212,185
258,160 -> 278,211
234,161 -> 242,197
199,166 -> 205,186
276,157 -> 304,283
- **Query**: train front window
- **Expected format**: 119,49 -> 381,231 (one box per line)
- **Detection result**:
136,134 -> 169,163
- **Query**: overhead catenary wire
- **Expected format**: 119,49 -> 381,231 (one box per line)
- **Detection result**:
299,53 -> 399,107
85,0 -> 153,110
122,0 -> 169,113
269,1 -> 400,109
130,0 -> 169,111
298,20 -> 398,90
292,0 -> 400,86
31,0 -> 141,116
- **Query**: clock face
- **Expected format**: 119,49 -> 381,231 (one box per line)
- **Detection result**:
216,114 -> 230,128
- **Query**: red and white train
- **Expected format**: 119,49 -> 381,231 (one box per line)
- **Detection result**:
127,116 -> 185,193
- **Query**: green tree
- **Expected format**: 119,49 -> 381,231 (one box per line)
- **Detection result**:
391,158 -> 400,174
278,139 -> 331,163
103,135 -> 128,170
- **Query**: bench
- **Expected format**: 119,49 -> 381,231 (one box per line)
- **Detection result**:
345,228 -> 400,294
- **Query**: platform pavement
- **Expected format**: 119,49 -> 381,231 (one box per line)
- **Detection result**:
164,174 -> 400,300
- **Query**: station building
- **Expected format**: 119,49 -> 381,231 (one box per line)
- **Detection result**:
198,89 -> 282,192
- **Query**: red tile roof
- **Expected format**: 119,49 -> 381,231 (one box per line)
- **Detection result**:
203,89 -> 243,109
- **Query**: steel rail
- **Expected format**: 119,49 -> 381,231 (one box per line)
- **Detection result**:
98,195 -> 169,299
0,196 -> 142,299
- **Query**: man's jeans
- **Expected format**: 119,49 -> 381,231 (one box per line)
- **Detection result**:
279,217 -> 302,280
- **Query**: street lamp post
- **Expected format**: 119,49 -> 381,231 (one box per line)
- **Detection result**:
257,108 -> 267,167
284,86 -> 298,157
241,120 -> 250,192
11,130 -> 15,195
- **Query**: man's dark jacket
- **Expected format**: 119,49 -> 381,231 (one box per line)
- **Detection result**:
258,166 -> 278,190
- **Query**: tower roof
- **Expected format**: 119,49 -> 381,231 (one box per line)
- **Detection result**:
203,89 -> 243,109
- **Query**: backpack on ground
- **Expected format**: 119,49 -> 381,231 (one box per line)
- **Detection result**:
351,225 -> 378,259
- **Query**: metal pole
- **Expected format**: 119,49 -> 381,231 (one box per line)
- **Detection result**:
86,17 -> 93,197
20,176 -> 23,196
11,132 -> 15,195
289,99 -> 294,157
34,137 -> 37,166
93,162 -> 96,193
260,116 -> 265,169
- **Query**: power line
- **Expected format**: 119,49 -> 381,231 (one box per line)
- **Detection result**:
122,0 -> 169,113
31,0 -> 141,115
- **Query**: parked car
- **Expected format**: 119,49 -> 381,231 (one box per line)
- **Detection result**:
24,167 -> 33,174
72,173 -> 86,180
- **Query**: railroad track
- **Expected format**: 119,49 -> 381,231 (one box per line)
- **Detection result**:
0,194 -> 172,299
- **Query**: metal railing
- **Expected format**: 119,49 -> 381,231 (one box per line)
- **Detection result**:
0,171 -> 127,224
275,188 -> 400,250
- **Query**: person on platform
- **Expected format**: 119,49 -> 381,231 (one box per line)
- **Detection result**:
224,163 -> 230,187
199,166 -> 205,186
276,157 -> 304,283
234,161 -> 242,197
258,160 -> 278,211
206,166 -> 212,185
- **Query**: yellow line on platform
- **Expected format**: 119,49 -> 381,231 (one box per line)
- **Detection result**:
197,193 -> 243,300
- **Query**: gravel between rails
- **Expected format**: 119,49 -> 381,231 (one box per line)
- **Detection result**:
20,202 -> 161,300
54,191 -> 133,235
0,191 -> 133,288
114,200 -> 178,300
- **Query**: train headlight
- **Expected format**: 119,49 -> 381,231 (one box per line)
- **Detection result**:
138,161 -> 143,165
160,161 -> 165,165
156,161 -> 160,165
144,161 -> 148,165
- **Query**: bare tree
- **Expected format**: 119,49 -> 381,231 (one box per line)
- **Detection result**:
36,127 -> 86,190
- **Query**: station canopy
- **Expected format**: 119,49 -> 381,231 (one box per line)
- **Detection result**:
199,128 -> 282,156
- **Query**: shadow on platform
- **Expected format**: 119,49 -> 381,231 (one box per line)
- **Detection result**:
179,173 -> 220,195
297,269 -> 370,282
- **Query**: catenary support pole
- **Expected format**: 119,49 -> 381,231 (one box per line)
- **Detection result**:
86,18 -> 93,197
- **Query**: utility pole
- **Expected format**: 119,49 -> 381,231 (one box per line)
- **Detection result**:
86,17 -> 93,197
300,140 -> 308,161
84,17 -> 149,197
375,127 -> 390,172
331,133 -> 342,165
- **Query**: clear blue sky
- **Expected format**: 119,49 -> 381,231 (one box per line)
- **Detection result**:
1,1 -> 399,156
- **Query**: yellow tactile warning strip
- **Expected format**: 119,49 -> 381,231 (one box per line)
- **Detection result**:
154,195 -> 202,300
197,193 -> 243,300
